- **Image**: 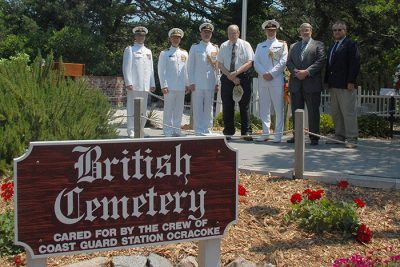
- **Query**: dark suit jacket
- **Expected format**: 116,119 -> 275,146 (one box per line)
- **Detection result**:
287,39 -> 326,93
324,36 -> 360,89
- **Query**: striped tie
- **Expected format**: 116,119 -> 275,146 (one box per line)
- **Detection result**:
230,43 -> 236,72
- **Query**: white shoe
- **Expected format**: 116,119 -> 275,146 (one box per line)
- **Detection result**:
127,129 -> 134,138
255,135 -> 270,142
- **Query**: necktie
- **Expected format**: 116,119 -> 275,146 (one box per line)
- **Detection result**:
230,43 -> 236,72
329,42 -> 339,65
300,41 -> 307,61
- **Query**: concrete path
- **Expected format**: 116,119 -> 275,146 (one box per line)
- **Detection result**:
116,125 -> 400,189
113,107 -> 400,189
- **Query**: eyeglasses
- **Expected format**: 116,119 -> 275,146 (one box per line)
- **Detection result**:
332,29 -> 343,32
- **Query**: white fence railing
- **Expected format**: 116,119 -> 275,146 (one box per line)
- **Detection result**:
249,78 -> 400,118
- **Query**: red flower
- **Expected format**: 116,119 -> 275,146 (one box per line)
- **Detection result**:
354,198 -> 366,208
14,255 -> 22,267
290,193 -> 302,204
356,223 -> 372,243
303,189 -> 324,201
238,184 -> 247,196
337,180 -> 349,189
0,182 -> 14,202
303,189 -> 313,195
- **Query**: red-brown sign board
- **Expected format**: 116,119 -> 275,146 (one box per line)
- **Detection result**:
14,137 -> 237,258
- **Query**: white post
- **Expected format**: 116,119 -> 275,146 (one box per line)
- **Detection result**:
252,78 -> 259,118
241,0 -> 248,40
216,87 -> 222,115
134,98 -> 144,138
26,251 -> 46,267
294,109 -> 305,179
198,238 -> 221,267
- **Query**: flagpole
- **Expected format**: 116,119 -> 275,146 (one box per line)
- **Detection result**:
241,0 -> 248,40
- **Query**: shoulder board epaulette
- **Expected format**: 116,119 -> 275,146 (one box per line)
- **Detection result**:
278,40 -> 287,43
262,45 -> 267,48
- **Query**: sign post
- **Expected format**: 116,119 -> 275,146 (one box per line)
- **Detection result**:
14,137 -> 237,266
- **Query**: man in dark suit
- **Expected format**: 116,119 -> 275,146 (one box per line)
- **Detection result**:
287,23 -> 326,145
325,21 -> 360,148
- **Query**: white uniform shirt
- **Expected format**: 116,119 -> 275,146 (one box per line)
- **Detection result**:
122,43 -> 155,91
158,47 -> 189,91
187,41 -> 219,90
254,38 -> 288,85
217,38 -> 254,71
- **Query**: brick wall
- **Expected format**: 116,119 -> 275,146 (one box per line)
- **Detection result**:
85,76 -> 126,107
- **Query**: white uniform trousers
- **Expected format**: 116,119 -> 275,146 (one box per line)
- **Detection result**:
258,83 -> 284,139
127,90 -> 148,136
163,90 -> 185,136
192,89 -> 214,135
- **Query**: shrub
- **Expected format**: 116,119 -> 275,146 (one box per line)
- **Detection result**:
0,54 -> 117,175
285,187 -> 371,242
0,181 -> 23,256
320,113 -> 335,135
358,114 -> 391,138
213,111 -> 262,131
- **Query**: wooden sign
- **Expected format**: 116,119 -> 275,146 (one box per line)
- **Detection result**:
54,62 -> 85,77
14,137 -> 237,258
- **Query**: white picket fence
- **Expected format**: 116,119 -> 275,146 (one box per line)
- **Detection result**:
236,78 -> 400,119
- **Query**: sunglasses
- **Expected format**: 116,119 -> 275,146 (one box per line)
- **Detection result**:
332,29 -> 343,32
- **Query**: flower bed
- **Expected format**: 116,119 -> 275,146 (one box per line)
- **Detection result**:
1,174 -> 399,266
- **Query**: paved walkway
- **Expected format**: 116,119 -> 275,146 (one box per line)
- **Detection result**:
116,125 -> 400,189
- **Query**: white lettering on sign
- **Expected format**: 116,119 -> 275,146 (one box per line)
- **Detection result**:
38,242 -> 76,254
54,187 -> 206,224
53,231 -> 91,242
72,144 -> 191,184
121,234 -> 164,245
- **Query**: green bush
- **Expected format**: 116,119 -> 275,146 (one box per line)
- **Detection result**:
0,54 -> 117,175
320,113 -> 335,135
358,114 -> 391,138
285,189 -> 360,236
213,111 -> 262,131
0,209 -> 22,256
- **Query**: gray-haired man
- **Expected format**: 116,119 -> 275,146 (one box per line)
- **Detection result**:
287,23 -> 326,145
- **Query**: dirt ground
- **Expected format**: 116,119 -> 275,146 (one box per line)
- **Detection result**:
1,173 -> 399,266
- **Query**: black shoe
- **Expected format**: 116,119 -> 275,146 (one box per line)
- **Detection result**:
310,140 -> 319,146
241,133 -> 253,141
225,135 -> 232,140
287,137 -> 295,143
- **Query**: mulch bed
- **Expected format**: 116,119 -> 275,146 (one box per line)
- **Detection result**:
1,173 -> 399,266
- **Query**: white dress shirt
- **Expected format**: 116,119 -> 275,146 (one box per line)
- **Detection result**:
187,41 -> 219,90
217,38 -> 254,71
158,46 -> 189,91
122,43 -> 155,91
254,38 -> 288,85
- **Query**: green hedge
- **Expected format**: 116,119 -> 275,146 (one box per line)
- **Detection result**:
214,112 -> 262,131
0,54 -> 117,174
214,111 -> 391,138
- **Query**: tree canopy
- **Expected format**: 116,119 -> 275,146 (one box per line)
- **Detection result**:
0,0 -> 399,88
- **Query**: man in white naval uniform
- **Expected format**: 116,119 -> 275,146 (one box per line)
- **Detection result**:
158,28 -> 189,137
254,19 -> 288,143
122,26 -> 155,138
187,22 -> 219,135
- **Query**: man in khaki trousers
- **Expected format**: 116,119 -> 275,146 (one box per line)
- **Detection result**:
325,21 -> 360,148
